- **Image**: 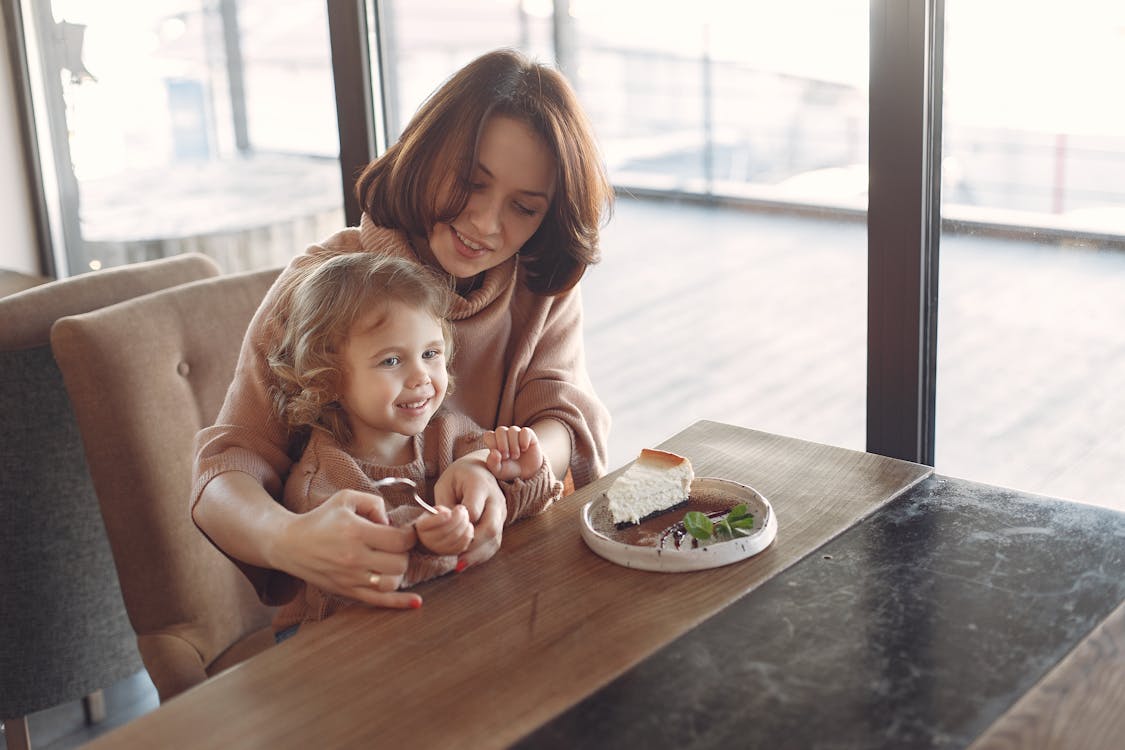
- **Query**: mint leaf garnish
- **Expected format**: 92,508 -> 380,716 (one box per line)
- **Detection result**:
683,511 -> 713,541
680,506 -> 754,544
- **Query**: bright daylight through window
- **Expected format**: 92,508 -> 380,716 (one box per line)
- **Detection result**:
17,0 -> 1125,511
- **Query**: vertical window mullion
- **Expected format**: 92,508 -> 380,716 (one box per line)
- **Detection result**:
867,0 -> 944,464
327,0 -> 380,227
8,0 -> 82,276
3,0 -> 53,275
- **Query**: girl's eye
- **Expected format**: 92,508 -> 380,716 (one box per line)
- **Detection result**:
422,349 -> 442,360
514,202 -> 538,217
380,356 -> 400,367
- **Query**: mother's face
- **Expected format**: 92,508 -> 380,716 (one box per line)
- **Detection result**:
428,115 -> 557,280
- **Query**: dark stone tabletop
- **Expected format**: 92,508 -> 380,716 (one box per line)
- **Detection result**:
519,474 -> 1125,749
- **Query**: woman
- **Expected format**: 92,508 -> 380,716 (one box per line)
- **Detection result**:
192,48 -> 613,610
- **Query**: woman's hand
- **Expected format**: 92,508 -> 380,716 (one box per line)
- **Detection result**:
274,489 -> 422,609
433,451 -> 508,569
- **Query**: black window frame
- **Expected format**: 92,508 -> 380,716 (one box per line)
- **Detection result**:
866,0 -> 944,465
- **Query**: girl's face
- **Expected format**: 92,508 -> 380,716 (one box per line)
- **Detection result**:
428,115 -> 557,280
338,300 -> 449,459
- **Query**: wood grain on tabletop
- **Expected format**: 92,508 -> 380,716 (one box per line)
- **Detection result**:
85,420 -> 932,750
968,599 -> 1125,750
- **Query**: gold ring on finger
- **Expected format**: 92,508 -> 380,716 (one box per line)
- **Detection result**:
368,573 -> 381,587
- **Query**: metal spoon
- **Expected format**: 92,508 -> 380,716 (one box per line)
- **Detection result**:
370,476 -> 439,515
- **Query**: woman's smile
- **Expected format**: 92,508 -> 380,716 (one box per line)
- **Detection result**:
451,226 -> 491,260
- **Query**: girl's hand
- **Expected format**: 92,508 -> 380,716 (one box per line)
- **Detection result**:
276,489 -> 422,609
415,505 -> 473,555
483,426 -> 543,481
433,452 -> 508,569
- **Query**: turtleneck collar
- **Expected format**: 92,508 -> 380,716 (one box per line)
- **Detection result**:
358,213 -> 517,321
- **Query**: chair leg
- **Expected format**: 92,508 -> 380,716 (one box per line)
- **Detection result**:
2,716 -> 33,750
83,689 -> 107,724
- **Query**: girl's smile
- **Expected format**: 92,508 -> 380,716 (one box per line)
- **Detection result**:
394,397 -> 434,416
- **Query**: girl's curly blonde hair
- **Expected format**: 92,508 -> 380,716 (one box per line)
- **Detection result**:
267,252 -> 454,447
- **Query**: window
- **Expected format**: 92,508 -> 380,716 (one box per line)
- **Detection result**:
370,1 -> 869,466
936,0 -> 1125,511
13,0 -> 1122,509
19,0 -> 343,275
555,1 -> 871,464
377,0 -> 553,141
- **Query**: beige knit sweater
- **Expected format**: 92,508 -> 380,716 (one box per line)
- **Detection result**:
273,411 -> 562,629
192,215 -> 610,604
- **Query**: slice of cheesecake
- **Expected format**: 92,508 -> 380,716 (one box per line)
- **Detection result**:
606,448 -> 695,525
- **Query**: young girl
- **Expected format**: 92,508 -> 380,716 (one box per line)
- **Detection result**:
192,48 -> 614,610
268,252 -> 560,627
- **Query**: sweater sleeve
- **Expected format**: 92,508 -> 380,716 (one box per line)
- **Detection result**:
510,283 -> 611,488
501,457 -> 563,524
385,505 -> 460,589
273,433 -> 387,624
426,410 -> 563,522
274,436 -> 460,626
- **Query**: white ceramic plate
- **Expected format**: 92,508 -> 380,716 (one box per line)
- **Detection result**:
580,477 -> 778,572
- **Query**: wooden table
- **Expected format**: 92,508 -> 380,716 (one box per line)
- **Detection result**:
85,420 -> 1125,749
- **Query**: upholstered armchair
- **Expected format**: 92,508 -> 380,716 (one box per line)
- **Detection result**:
50,267 -> 282,704
0,253 -> 222,750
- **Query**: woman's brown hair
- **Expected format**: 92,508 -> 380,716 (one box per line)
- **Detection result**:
267,252 -> 454,447
356,48 -> 614,295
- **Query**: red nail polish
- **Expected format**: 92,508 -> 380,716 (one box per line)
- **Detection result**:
410,598 -> 422,609
455,559 -> 468,572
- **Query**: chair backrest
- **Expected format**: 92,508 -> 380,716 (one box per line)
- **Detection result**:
50,267 -> 282,703
0,268 -> 50,298
0,253 -> 221,719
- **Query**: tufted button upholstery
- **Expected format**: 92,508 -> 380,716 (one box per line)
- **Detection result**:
50,266 -> 282,703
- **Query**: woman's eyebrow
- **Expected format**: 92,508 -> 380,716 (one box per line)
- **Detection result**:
477,163 -> 550,200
